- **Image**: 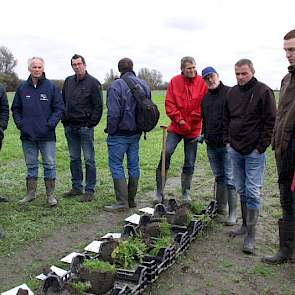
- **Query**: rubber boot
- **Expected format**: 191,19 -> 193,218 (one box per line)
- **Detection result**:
0,226 -> 5,240
215,183 -> 228,223
225,188 -> 237,226
45,179 -> 57,206
243,208 -> 259,254
19,178 -> 37,204
0,196 -> 8,202
262,219 -> 295,264
154,169 -> 168,205
104,178 -> 129,212
128,177 -> 139,208
181,173 -> 193,204
229,201 -> 247,237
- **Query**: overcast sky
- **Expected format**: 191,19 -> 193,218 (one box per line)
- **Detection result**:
1,0 -> 294,89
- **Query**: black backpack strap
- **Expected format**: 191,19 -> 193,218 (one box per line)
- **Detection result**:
121,75 -> 136,94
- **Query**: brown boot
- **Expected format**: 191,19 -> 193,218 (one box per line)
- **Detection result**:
19,178 -> 37,204
79,191 -> 94,202
63,188 -> 83,198
45,179 -> 57,206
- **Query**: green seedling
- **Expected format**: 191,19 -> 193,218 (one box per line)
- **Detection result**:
70,281 -> 91,295
82,259 -> 116,273
149,236 -> 172,256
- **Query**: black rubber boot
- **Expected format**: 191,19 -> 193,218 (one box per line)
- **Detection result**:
181,173 -> 193,203
19,178 -> 37,204
243,208 -> 259,254
215,183 -> 228,223
128,177 -> 139,208
154,169 -> 168,204
262,219 -> 295,264
225,188 -> 237,226
0,226 -> 5,240
104,178 -> 129,212
45,179 -> 57,206
229,201 -> 247,237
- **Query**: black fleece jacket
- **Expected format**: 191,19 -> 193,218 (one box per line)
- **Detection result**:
201,81 -> 230,147
62,72 -> 103,127
223,77 -> 276,154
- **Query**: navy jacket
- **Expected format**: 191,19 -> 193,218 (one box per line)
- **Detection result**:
11,74 -> 64,141
106,71 -> 151,136
0,84 -> 9,130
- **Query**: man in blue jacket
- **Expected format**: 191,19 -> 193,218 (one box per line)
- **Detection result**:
104,58 -> 151,211
0,83 -> 9,239
11,57 -> 64,206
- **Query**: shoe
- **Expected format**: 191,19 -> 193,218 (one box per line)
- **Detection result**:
229,201 -> 247,237
19,178 -> 37,204
79,191 -> 94,202
63,188 -> 83,198
45,179 -> 57,206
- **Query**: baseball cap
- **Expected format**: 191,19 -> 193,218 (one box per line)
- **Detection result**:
201,66 -> 217,79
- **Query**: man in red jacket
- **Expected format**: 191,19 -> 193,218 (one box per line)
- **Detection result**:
154,56 -> 207,204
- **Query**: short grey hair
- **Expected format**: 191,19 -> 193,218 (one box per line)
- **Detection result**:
181,56 -> 196,68
235,59 -> 255,73
28,57 -> 45,68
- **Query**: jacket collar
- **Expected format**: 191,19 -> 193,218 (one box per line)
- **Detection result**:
288,65 -> 295,74
238,77 -> 257,92
120,71 -> 136,78
75,71 -> 88,81
27,72 -> 46,87
208,81 -> 224,94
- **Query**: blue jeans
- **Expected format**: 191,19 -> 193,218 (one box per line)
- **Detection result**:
157,132 -> 198,175
107,134 -> 141,180
64,126 -> 96,192
207,146 -> 235,189
228,147 -> 266,209
22,140 -> 56,179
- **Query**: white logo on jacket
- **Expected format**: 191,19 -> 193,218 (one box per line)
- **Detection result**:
40,94 -> 48,101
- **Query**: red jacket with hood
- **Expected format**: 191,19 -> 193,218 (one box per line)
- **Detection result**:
165,74 -> 207,138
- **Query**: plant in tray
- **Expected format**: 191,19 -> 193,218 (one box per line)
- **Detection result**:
149,236 -> 172,257
69,281 -> 91,295
111,237 -> 147,269
79,259 -> 116,295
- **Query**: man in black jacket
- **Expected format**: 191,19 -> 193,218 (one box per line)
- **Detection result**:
201,67 -> 237,226
0,83 -> 9,239
62,54 -> 103,202
262,29 -> 295,264
224,59 -> 276,254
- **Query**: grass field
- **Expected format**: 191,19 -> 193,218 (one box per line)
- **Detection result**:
0,90 -> 189,257
1,90 -> 289,294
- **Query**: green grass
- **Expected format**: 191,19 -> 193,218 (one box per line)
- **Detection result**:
0,90 -> 188,257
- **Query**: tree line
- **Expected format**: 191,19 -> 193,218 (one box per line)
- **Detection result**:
0,46 -> 168,92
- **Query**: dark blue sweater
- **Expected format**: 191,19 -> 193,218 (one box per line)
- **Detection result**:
11,74 -> 64,141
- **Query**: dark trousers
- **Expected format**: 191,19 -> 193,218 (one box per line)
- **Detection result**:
276,134 -> 295,221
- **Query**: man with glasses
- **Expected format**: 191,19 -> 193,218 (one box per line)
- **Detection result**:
62,54 -> 103,202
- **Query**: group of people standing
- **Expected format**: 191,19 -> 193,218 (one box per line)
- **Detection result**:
0,29 -> 295,265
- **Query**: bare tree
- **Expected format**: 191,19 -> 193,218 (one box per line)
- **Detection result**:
0,46 -> 17,74
103,69 -> 119,90
138,68 -> 163,90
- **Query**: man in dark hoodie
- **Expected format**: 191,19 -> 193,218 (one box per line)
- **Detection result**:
201,67 -> 237,226
262,29 -> 295,264
224,59 -> 276,254
0,83 -> 9,239
12,57 -> 64,206
104,58 -> 151,211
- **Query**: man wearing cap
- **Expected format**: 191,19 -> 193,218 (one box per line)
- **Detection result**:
62,54 -> 103,202
201,67 -> 237,226
154,56 -> 207,204
104,58 -> 151,211
0,83 -> 9,239
224,59 -> 276,254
